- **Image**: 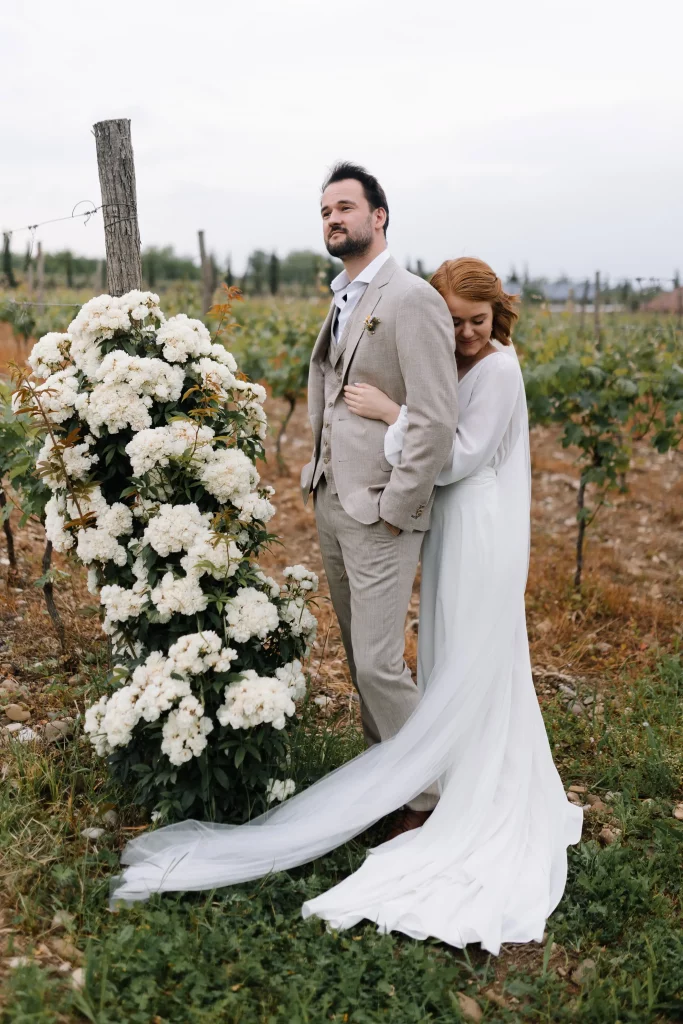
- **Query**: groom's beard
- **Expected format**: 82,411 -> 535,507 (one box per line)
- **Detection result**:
325,220 -> 374,259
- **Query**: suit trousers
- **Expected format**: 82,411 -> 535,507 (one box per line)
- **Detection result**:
314,478 -> 437,812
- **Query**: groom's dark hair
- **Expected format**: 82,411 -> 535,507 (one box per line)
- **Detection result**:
322,162 -> 389,235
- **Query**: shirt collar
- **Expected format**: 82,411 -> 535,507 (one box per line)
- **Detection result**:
330,249 -> 391,296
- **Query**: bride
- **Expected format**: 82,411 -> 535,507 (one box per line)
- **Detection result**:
111,257 -> 583,955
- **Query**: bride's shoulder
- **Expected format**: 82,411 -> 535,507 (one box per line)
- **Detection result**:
475,350 -> 520,387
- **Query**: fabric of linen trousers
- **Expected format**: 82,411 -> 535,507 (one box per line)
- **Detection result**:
314,478 -> 437,812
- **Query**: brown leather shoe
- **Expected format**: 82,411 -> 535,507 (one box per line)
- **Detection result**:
385,807 -> 433,842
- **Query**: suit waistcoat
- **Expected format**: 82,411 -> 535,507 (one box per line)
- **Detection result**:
311,318 -> 351,493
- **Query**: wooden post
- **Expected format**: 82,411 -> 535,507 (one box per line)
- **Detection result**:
93,119 -> 142,296
579,279 -> 588,332
36,241 -> 45,313
594,270 -> 601,339
198,230 -> 214,315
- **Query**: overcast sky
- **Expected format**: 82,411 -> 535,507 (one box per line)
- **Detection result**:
3,0 -> 682,282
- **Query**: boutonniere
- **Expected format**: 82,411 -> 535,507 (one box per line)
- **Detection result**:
364,315 -> 381,334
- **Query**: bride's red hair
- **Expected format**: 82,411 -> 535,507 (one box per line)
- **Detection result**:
430,257 -> 519,345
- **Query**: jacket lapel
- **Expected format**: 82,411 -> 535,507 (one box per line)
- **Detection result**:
342,256 -> 398,378
311,301 -> 335,365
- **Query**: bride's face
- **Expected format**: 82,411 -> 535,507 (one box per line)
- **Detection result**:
445,293 -> 494,359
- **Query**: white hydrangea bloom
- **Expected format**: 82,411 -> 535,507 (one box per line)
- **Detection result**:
190,356 -> 237,396
149,571 -> 208,622
209,344 -> 238,371
142,503 -> 210,556
155,314 -> 212,363
125,420 -> 215,477
99,501 -> 134,538
75,385 -> 152,435
83,696 -> 111,756
233,491 -> 276,523
225,587 -> 279,643
283,564 -> 319,593
30,367 -> 80,424
198,448 -> 258,504
69,294 -> 131,347
37,433 -> 99,489
44,495 -> 74,552
254,570 -> 281,599
279,597 -> 318,643
100,581 -> 149,623
76,527 -> 128,567
233,378 -> 267,404
161,697 -> 214,765
28,332 -> 71,379
275,659 -> 307,702
132,652 -> 192,723
216,670 -> 296,730
266,778 -> 296,803
167,631 -> 237,676
180,532 -> 243,581
45,486 -> 132,564
118,290 -> 163,324
239,400 -> 268,441
79,353 -> 184,436
83,683 -> 141,753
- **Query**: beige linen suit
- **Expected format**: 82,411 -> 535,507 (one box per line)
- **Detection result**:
301,256 -> 458,811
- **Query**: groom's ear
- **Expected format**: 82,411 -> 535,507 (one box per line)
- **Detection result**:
374,205 -> 388,234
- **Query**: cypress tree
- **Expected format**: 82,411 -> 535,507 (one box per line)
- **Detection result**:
2,233 -> 17,288
269,252 -> 280,295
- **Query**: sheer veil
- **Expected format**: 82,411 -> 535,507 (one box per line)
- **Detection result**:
111,344 -> 572,915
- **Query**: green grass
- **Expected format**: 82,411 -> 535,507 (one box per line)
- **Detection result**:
1,658 -> 682,1023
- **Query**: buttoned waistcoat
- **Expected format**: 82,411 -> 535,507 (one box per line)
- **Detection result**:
301,257 -> 459,533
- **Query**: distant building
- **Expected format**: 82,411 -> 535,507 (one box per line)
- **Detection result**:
644,288 -> 683,313
541,280 -> 595,303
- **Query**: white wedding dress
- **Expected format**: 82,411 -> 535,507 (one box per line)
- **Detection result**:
111,341 -> 583,955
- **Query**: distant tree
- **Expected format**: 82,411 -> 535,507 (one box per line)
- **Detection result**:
278,250 -> 340,295
65,250 -> 74,288
2,234 -> 17,288
246,250 -> 269,295
225,257 -> 234,289
269,252 -> 280,295
144,249 -> 157,288
416,259 -> 427,279
139,246 -> 200,282
325,258 -> 338,289
23,244 -> 32,272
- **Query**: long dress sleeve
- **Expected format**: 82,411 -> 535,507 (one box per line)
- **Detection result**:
384,405 -> 409,467
384,353 -> 522,485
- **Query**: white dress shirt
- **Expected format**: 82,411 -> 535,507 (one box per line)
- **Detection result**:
330,248 -> 391,343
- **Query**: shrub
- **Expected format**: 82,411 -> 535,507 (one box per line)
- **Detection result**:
14,290 -> 318,822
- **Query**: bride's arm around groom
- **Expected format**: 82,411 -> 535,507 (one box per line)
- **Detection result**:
375,272 -> 460,533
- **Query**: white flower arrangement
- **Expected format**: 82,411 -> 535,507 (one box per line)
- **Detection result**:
20,290 -> 318,823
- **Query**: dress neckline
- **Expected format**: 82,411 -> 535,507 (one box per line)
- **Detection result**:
457,349 -> 503,385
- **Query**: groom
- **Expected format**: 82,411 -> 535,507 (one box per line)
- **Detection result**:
301,163 -> 459,833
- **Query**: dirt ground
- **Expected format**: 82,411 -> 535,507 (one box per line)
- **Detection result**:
1,381 -> 681,730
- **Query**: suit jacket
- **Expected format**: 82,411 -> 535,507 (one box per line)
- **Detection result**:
301,256 -> 459,533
